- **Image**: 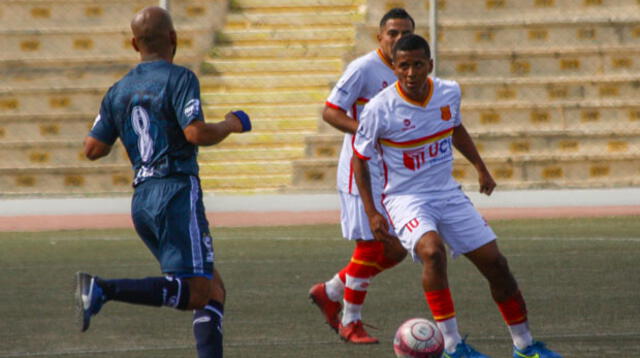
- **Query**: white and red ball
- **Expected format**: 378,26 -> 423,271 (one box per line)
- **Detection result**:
393,318 -> 444,358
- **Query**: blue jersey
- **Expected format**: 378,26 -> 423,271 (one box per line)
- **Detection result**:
90,60 -> 204,186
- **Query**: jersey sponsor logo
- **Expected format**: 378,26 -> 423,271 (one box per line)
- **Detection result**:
402,118 -> 416,132
184,99 -> 200,118
403,148 -> 426,170
402,137 -> 453,171
440,105 -> 452,121
405,218 -> 420,233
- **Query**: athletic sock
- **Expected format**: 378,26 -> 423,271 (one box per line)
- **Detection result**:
341,241 -> 383,326
425,288 -> 461,353
96,276 -> 190,310
324,273 -> 344,302
495,290 -> 532,350
193,300 -> 224,358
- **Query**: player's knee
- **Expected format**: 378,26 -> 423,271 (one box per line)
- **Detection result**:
187,278 -> 212,309
415,236 -> 446,269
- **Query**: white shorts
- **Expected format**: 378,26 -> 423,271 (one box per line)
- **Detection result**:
383,190 -> 496,261
339,190 -> 396,240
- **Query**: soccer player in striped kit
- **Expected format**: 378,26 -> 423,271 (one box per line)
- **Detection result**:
352,34 -> 562,358
77,7 -> 251,358
308,8 -> 414,344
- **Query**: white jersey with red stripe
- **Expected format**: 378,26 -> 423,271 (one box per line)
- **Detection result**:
353,77 -> 462,199
326,49 -> 396,196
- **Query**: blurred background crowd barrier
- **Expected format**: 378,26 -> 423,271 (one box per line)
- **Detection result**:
1,0 -> 639,196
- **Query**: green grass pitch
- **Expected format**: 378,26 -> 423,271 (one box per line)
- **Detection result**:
1,216 -> 639,357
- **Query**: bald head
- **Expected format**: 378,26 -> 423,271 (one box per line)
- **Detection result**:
131,6 -> 176,60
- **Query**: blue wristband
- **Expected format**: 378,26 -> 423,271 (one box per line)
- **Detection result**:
233,110 -> 251,132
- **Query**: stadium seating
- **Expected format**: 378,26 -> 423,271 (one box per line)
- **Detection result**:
292,0 -> 640,190
2,0 -> 639,195
196,0 -> 363,192
0,0 -> 226,195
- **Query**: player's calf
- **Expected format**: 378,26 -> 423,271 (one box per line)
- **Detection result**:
193,300 -> 224,358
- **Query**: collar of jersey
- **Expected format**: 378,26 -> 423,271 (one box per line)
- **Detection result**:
376,48 -> 394,70
395,78 -> 434,108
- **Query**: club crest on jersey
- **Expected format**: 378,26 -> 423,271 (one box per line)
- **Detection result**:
403,148 -> 426,171
382,81 -> 389,89
440,105 -> 452,121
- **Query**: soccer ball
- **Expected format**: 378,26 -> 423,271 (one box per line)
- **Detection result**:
393,318 -> 444,358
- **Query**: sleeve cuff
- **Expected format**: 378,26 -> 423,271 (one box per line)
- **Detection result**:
325,101 -> 346,112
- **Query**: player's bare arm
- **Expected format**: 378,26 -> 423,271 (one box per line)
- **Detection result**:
83,136 -> 112,160
322,106 -> 358,134
452,124 -> 496,195
352,155 -> 395,242
184,112 -> 246,146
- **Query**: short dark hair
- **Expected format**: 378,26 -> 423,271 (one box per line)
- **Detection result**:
392,34 -> 431,60
379,8 -> 415,29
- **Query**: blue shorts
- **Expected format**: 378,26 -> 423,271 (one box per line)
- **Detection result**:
132,175 -> 214,278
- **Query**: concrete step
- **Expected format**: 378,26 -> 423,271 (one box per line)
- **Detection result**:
438,45 -> 640,77
214,131 -> 312,149
0,0 -> 224,29
1,63 -> 131,89
0,27 -> 212,61
200,160 -> 292,176
234,0 -> 362,11
458,74 -> 640,102
0,140 -> 127,167
212,43 -> 354,59
0,164 -> 132,195
201,58 -> 343,75
460,99 -> 640,133
300,130 -> 640,160
205,103 -> 321,119
202,90 -> 329,106
219,27 -> 355,46
224,12 -> 361,30
200,73 -> 337,91
200,174 -> 291,191
291,154 -> 640,190
198,146 -> 304,162
437,2 -> 640,20
0,86 -> 103,114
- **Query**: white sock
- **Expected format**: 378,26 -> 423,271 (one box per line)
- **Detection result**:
509,321 -> 533,350
324,274 -> 344,302
436,317 -> 462,353
341,301 -> 362,325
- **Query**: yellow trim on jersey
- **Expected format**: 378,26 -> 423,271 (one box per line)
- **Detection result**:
376,48 -> 394,70
379,127 -> 453,149
395,78 -> 434,108
350,258 -> 384,271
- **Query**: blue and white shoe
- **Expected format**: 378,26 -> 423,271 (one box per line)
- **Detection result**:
513,341 -> 562,358
75,272 -> 105,332
443,338 -> 491,358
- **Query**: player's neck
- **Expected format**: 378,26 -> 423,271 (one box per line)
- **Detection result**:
403,80 -> 430,103
140,53 -> 174,63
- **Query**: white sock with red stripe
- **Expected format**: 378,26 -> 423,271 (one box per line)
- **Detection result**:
342,275 -> 370,325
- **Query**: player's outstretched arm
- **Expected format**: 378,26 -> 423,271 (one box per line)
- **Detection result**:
322,106 -> 358,134
184,111 -> 250,146
452,124 -> 496,195
83,136 -> 112,160
352,155 -> 395,242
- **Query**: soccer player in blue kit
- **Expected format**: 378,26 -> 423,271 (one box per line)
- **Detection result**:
76,7 -> 251,358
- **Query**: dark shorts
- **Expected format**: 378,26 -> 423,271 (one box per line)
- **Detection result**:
132,175 -> 214,278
